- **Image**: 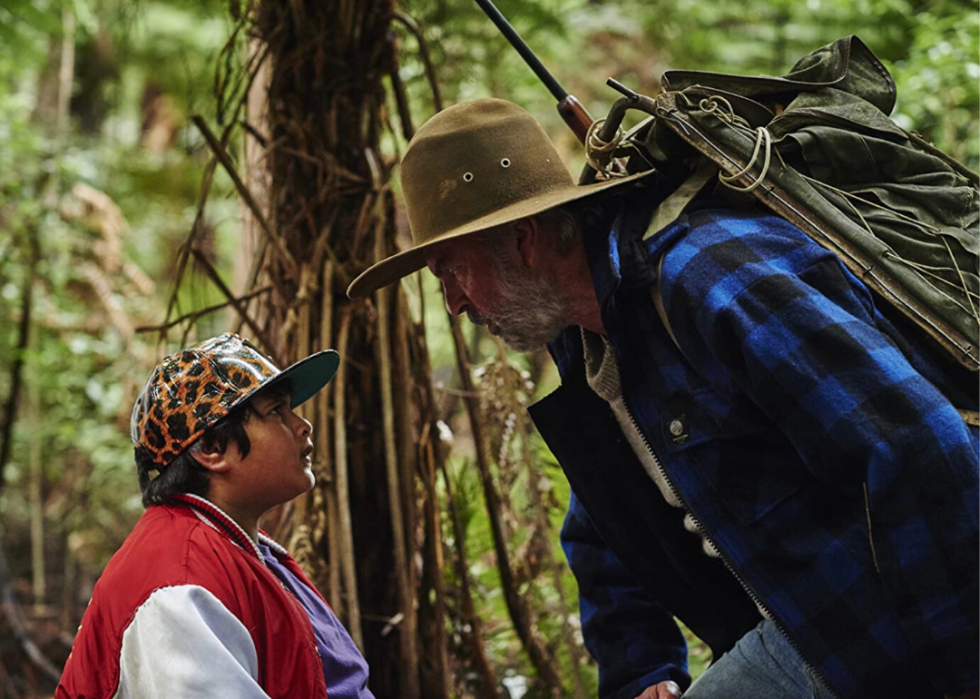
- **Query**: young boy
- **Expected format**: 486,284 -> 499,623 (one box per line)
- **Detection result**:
57,333 -> 375,698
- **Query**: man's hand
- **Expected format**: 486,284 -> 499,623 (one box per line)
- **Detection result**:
633,681 -> 682,699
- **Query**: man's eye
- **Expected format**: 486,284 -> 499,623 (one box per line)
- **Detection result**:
269,405 -> 284,415
436,264 -> 459,279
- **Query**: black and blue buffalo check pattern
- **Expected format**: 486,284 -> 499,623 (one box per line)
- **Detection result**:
561,493 -> 693,697
556,203 -> 979,699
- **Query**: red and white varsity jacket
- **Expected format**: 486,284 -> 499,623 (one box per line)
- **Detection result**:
56,495 -> 329,699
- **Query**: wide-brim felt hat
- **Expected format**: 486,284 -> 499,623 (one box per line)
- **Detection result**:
347,98 -> 653,298
131,333 -> 340,468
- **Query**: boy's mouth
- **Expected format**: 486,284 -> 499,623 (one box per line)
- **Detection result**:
301,444 -> 313,460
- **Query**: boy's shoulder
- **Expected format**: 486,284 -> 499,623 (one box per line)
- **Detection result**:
95,504 -> 260,612
60,503 -> 315,698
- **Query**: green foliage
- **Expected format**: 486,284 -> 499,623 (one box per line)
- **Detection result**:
398,0 -> 978,170
0,0 -> 239,600
888,3 -> 979,166
0,192 -> 143,575
0,0 -> 62,81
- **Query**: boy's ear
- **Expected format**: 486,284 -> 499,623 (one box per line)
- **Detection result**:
189,441 -> 234,474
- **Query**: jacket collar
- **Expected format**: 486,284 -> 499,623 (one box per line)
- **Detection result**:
173,493 -> 285,561
581,175 -> 677,316
548,175 -> 672,380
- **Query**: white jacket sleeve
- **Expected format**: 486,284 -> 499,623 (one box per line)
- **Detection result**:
114,585 -> 270,699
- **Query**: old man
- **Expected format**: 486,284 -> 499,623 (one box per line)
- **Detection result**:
348,98 -> 978,699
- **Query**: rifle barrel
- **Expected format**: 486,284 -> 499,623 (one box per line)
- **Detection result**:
473,0 -> 568,102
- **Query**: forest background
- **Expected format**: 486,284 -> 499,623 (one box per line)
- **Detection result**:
0,0 -> 977,697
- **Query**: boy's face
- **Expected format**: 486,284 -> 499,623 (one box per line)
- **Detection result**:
223,392 -> 315,516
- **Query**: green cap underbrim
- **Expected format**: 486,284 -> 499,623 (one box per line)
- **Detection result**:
265,349 -> 341,408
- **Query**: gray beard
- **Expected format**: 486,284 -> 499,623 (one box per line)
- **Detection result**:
467,261 -> 571,352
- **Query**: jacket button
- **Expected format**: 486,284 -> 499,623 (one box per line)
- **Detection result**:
314,645 -> 321,657
669,419 -> 685,437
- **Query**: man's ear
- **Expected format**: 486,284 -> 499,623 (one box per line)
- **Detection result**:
512,217 -> 542,269
189,440 -> 235,474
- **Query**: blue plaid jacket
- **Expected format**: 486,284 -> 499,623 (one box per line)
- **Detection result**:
530,184 -> 979,699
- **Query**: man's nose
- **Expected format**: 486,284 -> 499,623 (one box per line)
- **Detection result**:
442,278 -> 469,317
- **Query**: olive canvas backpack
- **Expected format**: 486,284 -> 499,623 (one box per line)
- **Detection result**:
623,36 -> 978,378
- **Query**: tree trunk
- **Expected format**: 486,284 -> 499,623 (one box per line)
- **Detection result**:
438,445 -> 499,699
29,364 -> 45,615
245,1 -> 447,695
0,233 -> 38,499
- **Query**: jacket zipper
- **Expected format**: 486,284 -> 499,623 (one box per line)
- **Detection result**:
623,404 -> 841,699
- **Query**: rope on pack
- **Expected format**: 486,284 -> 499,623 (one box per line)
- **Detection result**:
883,251 -> 980,320
718,125 -> 772,194
697,96 -> 773,194
698,96 -> 752,130
801,174 -> 979,324
942,235 -> 980,322
585,118 -> 630,179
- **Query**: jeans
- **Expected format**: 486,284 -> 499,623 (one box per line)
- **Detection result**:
683,620 -> 836,699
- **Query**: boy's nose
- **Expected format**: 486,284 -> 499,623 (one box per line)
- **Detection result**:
294,413 -> 313,437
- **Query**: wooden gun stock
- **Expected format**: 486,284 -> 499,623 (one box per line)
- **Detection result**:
557,95 -> 594,145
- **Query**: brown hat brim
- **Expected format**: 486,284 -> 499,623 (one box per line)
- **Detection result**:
346,168 -> 653,298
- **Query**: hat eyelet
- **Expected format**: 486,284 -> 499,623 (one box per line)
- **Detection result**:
463,172 -> 474,182
500,158 -> 511,168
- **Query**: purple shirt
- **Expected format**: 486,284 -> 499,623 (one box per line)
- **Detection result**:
259,543 -> 375,698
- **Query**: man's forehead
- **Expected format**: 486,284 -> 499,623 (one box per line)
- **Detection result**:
425,239 -> 466,271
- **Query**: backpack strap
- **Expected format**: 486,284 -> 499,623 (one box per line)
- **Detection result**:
644,161 -> 718,241
644,161 -> 718,355
652,253 -> 679,351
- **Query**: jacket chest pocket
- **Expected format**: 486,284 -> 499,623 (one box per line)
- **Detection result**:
661,388 -> 805,525
658,386 -> 768,449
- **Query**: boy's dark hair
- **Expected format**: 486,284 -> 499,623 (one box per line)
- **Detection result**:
135,380 -> 292,507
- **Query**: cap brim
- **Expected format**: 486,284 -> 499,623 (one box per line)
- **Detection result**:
263,349 -> 340,408
346,168 -> 654,299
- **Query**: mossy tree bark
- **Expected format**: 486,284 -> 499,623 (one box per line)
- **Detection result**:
242,1 -> 447,695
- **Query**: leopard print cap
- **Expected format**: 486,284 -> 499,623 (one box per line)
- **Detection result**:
131,333 -> 280,468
